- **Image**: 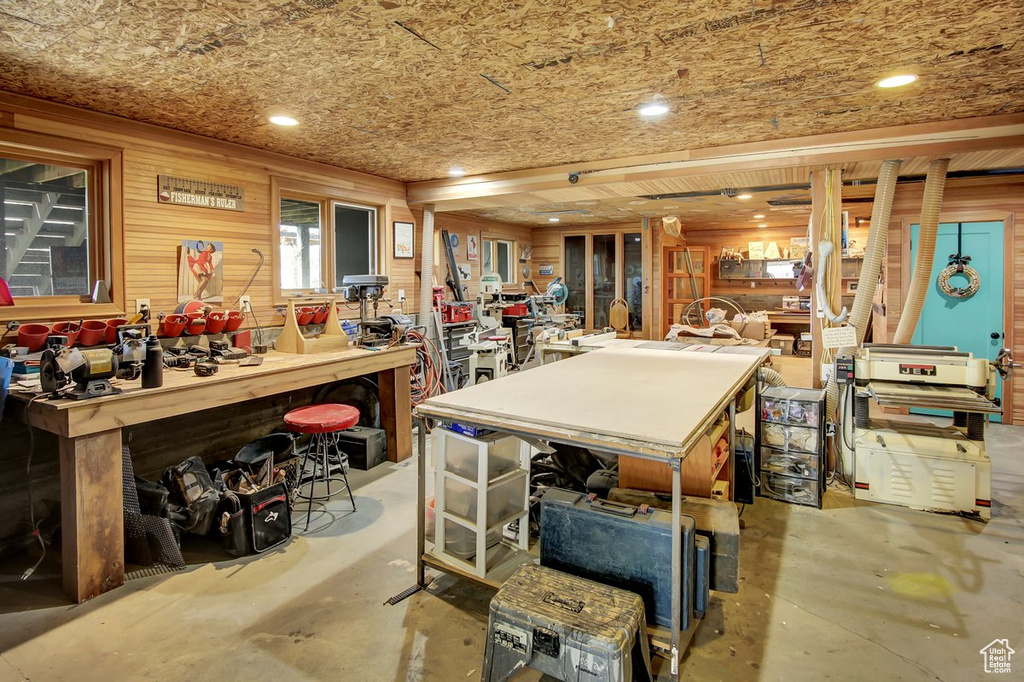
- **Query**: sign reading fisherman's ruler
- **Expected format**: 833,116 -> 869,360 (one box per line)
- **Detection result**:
157,175 -> 244,212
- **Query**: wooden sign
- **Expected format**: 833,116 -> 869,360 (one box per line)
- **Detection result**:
157,175 -> 245,211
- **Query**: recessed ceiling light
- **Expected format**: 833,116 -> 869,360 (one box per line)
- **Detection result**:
753,214 -> 766,219
548,217 -> 560,223
736,193 -> 753,200
448,167 -> 467,177
638,102 -> 670,117
758,223 -> 768,228
269,115 -> 299,126
876,74 -> 918,88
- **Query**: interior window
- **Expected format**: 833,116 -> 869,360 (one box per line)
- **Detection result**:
334,203 -> 376,288
279,197 -> 323,290
483,238 -> 514,285
2,158 -> 90,297
275,186 -> 378,297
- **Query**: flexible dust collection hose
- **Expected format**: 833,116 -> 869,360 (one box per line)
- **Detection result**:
760,367 -> 787,387
824,159 -> 902,433
893,158 -> 950,344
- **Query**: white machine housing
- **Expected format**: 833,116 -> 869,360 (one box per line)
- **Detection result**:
852,344 -> 998,520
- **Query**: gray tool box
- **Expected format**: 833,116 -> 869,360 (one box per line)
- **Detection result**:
540,488 -> 701,631
482,564 -> 653,682
334,425 -> 387,470
607,487 -> 741,593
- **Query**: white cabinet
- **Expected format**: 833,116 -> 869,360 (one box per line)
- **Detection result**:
432,428 -> 531,578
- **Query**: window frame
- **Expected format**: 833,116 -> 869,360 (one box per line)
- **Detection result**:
482,237 -> 516,285
0,129 -> 124,321
271,177 -> 383,303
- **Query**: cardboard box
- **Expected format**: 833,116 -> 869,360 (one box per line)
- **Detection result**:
770,333 -> 795,355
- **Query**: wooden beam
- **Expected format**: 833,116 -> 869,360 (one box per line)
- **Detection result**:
378,365 -> 413,462
60,428 -> 124,602
407,115 -> 1024,210
809,169 -> 843,388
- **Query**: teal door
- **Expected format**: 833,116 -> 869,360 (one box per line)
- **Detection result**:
909,221 -> 1003,421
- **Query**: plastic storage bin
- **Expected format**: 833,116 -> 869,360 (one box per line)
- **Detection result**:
443,519 -> 501,559
762,423 -> 820,454
760,471 -> 821,507
758,386 -> 826,508
437,428 -> 522,480
761,448 -> 821,480
443,471 -> 529,527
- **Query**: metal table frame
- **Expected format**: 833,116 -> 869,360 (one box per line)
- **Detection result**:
414,395 -> 744,681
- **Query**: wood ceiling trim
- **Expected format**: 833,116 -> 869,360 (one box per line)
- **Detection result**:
409,114 -> 1024,209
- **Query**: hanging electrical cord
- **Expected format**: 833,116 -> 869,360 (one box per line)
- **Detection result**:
407,327 -> 446,408
22,393 -> 49,580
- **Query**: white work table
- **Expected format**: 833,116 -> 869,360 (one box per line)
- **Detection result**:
413,341 -> 766,680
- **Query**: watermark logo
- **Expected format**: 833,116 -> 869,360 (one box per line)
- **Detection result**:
980,639 -> 1014,674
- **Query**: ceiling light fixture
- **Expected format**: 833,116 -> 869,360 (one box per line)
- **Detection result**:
269,114 -> 299,126
638,101 -> 670,117
753,214 -> 766,219
548,217 -> 560,223
448,167 -> 467,177
758,223 -> 768,228
876,74 -> 918,88
736,193 -> 753,200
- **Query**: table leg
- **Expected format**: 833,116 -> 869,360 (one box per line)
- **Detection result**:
60,428 -> 124,603
379,366 -> 412,462
416,417 -> 427,587
670,459 -> 682,682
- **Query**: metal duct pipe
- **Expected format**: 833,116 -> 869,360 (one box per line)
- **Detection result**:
417,205 -> 436,337
893,158 -> 950,344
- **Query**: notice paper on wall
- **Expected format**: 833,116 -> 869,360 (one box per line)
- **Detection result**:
821,325 -> 858,349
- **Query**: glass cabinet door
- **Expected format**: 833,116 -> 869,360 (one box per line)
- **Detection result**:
564,235 -> 586,319
623,232 -> 643,333
592,234 -> 616,328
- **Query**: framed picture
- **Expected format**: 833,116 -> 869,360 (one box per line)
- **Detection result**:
178,239 -> 224,304
467,234 -> 479,261
393,221 -> 414,259
846,280 -> 859,293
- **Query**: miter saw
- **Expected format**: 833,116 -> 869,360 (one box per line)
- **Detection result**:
526,277 -> 577,328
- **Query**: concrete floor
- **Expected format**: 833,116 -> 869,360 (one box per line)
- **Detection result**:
1,357 -> 1022,681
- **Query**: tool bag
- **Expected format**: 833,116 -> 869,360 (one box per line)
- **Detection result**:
162,456 -> 221,536
219,478 -> 291,555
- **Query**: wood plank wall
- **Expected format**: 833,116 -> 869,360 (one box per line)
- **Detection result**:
0,95 -> 415,328
0,97 -> 532,544
411,210 -> 533,301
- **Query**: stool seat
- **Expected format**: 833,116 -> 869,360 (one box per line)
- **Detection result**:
284,404 -> 359,434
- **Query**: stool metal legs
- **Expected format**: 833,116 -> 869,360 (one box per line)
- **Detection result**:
295,431 -> 357,530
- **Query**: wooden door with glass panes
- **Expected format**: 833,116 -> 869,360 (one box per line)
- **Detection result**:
662,245 -> 710,338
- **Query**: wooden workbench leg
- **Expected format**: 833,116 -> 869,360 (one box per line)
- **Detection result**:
379,366 -> 412,462
60,429 -> 124,603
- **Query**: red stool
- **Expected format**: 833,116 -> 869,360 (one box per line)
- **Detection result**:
284,403 -> 360,529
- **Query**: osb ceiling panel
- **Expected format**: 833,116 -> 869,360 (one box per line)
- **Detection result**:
1,0 -> 1023,182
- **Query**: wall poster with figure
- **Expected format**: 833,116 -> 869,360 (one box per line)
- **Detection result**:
178,239 -> 224,304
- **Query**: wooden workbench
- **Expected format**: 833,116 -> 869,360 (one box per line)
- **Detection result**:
414,341 -> 766,681
11,345 -> 415,603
